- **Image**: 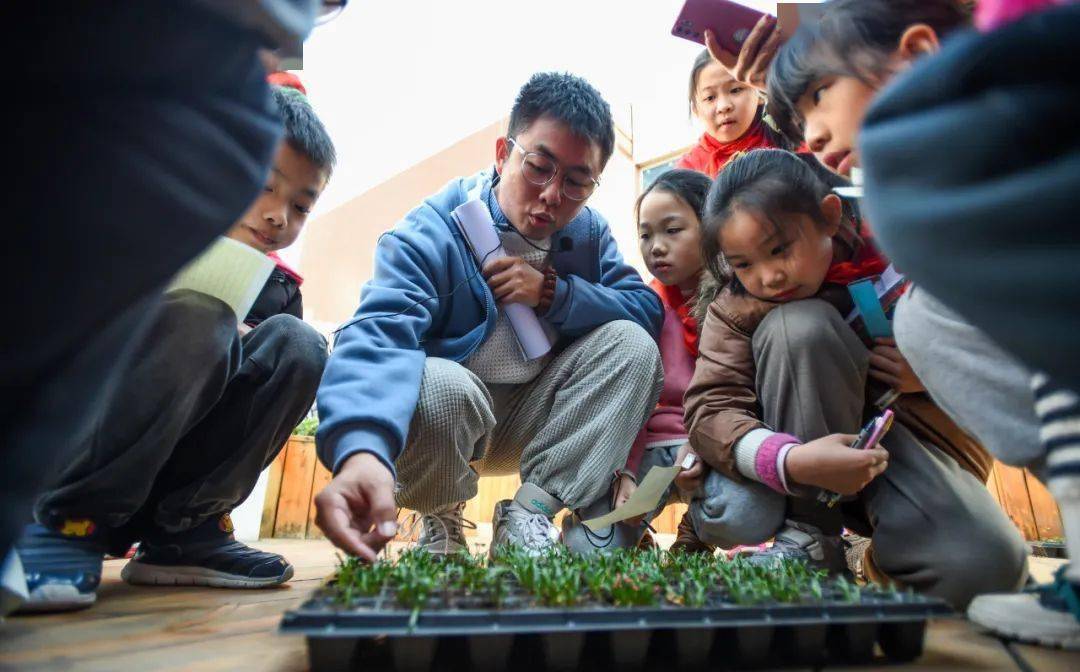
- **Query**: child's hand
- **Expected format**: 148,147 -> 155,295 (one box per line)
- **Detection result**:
784,434 -> 889,495
703,15 -> 783,91
482,257 -> 545,307
673,442 -> 705,493
869,337 -> 926,393
612,473 -> 644,526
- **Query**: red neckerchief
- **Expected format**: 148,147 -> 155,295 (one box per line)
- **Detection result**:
267,251 -> 304,285
650,279 -> 699,357
824,236 -> 889,286
677,118 -> 773,178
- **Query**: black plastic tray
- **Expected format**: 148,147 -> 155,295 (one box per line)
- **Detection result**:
282,589 -> 953,671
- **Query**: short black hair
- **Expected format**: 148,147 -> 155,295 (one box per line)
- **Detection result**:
507,72 -> 616,168
701,149 -> 833,291
766,0 -> 972,142
636,168 -> 713,227
272,85 -> 337,175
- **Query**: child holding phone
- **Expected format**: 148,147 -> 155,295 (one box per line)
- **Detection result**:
684,149 -> 1026,610
564,169 -> 786,556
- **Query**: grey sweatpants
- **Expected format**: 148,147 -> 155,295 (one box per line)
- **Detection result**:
706,299 -> 1028,608
394,321 -> 663,515
894,287 -> 1044,472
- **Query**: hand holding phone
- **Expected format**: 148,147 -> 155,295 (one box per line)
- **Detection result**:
820,410 -> 894,507
672,0 -> 767,53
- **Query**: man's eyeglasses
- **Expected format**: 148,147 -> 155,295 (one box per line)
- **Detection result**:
507,138 -> 600,202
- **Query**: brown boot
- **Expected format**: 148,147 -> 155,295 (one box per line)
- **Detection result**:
669,512 -> 716,555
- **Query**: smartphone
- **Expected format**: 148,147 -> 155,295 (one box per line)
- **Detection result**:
821,410 -> 895,507
671,0 -> 767,53
851,409 -> 895,452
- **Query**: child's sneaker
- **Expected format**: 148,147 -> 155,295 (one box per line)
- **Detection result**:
748,520 -> 847,574
121,513 -> 292,588
412,502 -> 474,555
490,484 -> 561,558
967,566 -> 1080,650
14,521 -> 105,612
669,511 -> 716,555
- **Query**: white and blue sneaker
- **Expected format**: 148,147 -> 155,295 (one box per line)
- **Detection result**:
14,521 -> 105,612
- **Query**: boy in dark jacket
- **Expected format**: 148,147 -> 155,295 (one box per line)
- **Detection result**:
13,86 -> 334,612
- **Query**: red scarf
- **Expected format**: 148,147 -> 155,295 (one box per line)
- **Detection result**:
676,119 -> 774,178
650,279 -> 699,357
824,238 -> 889,286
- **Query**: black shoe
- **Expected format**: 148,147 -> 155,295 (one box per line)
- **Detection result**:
121,514 -> 293,588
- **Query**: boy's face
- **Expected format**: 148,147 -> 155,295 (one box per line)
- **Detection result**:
720,197 -> 841,303
227,142 -> 328,254
693,62 -> 760,143
493,115 -> 604,240
796,75 -> 877,178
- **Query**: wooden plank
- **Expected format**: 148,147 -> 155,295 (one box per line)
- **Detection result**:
986,462 -> 1005,507
1024,469 -> 1064,541
272,437 -> 318,539
994,463 -> 1040,541
258,449 -> 287,540
464,474 -> 521,535
305,462 -> 333,539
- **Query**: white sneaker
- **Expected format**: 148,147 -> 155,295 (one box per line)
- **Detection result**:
490,483 -> 562,557
967,568 -> 1080,650
413,502 -> 473,556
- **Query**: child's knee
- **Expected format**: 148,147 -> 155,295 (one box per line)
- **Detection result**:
414,359 -> 491,436
753,299 -> 847,358
690,473 -> 786,548
257,314 -> 328,385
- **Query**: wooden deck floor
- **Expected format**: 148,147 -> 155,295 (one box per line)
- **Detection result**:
2,539 -> 1078,672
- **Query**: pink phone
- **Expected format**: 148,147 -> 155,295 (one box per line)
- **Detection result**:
852,409 -> 895,452
671,0 -> 768,53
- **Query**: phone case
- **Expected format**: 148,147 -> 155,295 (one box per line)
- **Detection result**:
671,0 -> 766,52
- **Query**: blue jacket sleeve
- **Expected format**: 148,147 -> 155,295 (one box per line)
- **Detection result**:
544,217 -> 663,339
315,230 -> 438,477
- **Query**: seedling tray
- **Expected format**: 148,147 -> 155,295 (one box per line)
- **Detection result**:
281,549 -> 953,671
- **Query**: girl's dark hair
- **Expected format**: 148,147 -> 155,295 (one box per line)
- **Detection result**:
766,0 -> 973,142
688,49 -> 789,149
635,168 -> 713,226
701,149 -> 834,287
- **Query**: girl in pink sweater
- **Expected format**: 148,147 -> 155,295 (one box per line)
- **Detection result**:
615,169 -> 714,552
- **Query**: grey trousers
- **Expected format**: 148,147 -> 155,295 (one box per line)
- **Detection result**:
710,300 -> 1028,608
894,287 -> 1044,473
394,321 -> 663,515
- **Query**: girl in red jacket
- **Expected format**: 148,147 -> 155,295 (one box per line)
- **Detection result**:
676,50 -> 789,179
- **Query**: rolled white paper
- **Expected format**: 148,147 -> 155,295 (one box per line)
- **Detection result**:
452,199 -> 554,361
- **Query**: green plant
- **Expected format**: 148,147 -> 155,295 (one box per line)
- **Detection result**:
293,414 -> 318,437
331,546 -> 869,612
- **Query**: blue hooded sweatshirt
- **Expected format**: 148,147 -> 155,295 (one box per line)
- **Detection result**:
316,168 -> 663,475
